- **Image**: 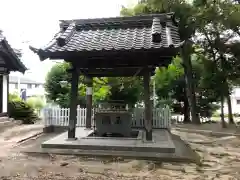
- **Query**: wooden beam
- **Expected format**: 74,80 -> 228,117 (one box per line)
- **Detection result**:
44,47 -> 178,62
78,67 -> 155,77
69,56 -> 173,68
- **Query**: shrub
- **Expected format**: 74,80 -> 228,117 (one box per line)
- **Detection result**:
9,92 -> 21,101
26,96 -> 45,111
8,99 -> 39,124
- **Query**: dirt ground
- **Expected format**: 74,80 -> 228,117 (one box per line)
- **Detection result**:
0,124 -> 240,180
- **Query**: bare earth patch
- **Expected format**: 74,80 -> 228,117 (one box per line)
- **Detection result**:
0,124 -> 240,179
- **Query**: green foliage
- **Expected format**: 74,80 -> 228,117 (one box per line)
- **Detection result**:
121,0 -> 240,123
154,54 -> 221,117
121,3 -> 152,16
9,92 -> 21,101
154,57 -> 184,99
8,99 -> 38,124
106,77 -> 143,107
92,78 -> 111,104
26,96 -> 45,111
45,62 -> 112,107
121,0 -> 198,40
45,61 -> 144,107
45,62 -> 110,107
45,62 -> 72,107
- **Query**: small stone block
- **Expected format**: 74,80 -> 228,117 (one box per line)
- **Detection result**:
66,137 -> 78,141
143,139 -> 155,144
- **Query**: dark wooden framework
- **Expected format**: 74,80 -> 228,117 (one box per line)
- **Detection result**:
30,13 -> 182,141
0,33 -> 27,115
0,35 -> 27,73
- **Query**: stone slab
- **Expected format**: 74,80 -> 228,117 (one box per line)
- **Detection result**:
41,128 -> 175,153
20,133 -> 199,163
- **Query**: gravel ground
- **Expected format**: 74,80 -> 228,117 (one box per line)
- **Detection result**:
0,126 -> 240,179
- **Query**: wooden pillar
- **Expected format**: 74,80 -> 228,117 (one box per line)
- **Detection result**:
68,68 -> 79,140
0,75 -> 3,113
144,69 -> 152,141
6,74 -> 9,114
2,74 -> 8,113
85,76 -> 93,129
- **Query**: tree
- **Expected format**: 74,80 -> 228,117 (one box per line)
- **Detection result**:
154,57 -> 190,122
93,77 -> 143,107
193,0 -> 240,126
26,96 -> 45,111
121,0 -> 240,127
45,62 -> 110,107
155,55 -> 220,123
106,77 -> 143,107
45,62 -> 142,108
121,0 -> 201,123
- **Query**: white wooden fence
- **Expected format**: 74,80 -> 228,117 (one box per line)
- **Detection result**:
43,106 -> 171,129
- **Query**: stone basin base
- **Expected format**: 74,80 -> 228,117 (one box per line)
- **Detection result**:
41,128 -> 175,153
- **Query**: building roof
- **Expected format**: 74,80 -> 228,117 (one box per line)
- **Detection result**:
0,32 -> 27,73
9,76 -> 43,85
30,13 -> 182,77
30,13 -> 181,60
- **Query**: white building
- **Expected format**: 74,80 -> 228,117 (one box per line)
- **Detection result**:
9,76 -> 45,97
216,87 -> 240,114
227,87 -> 240,114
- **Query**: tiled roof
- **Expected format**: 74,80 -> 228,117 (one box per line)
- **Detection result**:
0,31 -> 27,73
30,13 -> 182,60
0,32 -> 4,41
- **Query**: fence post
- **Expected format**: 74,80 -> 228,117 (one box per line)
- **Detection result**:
167,105 -> 171,129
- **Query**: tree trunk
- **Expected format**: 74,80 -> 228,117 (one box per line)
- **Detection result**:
220,53 -> 234,125
220,94 -> 227,128
183,87 -> 191,123
181,41 -> 201,124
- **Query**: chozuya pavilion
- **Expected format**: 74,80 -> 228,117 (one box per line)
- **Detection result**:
30,13 -> 183,156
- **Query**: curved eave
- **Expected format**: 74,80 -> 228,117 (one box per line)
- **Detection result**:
29,42 -> 184,62
29,46 -> 47,61
1,40 -> 27,73
0,51 -> 27,73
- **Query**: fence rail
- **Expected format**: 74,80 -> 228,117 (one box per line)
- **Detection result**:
43,106 -> 171,129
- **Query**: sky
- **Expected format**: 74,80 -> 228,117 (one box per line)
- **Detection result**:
0,0 -> 138,83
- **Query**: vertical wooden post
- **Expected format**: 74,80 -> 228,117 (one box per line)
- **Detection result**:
2,74 -> 8,113
0,75 -> 3,113
6,74 -> 9,114
68,68 -> 79,140
144,68 -> 152,141
7,72 -> 9,115
86,76 -> 93,129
